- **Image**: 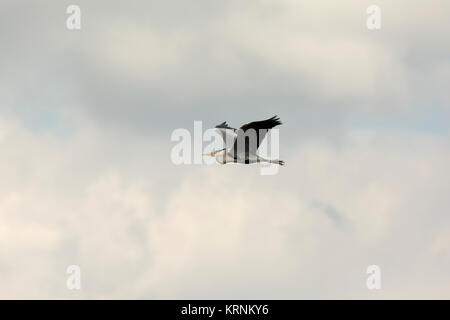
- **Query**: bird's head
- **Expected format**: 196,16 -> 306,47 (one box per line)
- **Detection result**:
202,149 -> 227,164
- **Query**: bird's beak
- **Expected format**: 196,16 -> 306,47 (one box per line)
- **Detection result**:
202,152 -> 215,157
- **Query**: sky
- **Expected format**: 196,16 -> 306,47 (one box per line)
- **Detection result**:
0,0 -> 450,299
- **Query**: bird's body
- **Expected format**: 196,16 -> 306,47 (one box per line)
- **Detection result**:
203,116 -> 284,166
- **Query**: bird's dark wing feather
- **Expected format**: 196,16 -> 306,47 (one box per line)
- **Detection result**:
239,116 -> 282,134
231,116 -> 282,158
215,121 -> 236,131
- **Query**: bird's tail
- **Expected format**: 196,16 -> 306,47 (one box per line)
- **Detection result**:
270,159 -> 285,166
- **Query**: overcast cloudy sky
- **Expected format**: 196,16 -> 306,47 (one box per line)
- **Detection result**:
1,0 -> 449,299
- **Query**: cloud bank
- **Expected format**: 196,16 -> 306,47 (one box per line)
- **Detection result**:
0,0 -> 449,298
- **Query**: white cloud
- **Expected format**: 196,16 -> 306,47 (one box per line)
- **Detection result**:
1,114 -> 449,298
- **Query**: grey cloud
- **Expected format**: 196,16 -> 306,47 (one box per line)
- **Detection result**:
312,201 -> 349,228
3,0 -> 450,139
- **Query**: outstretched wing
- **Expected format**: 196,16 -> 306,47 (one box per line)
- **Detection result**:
231,116 -> 282,159
215,121 -> 237,147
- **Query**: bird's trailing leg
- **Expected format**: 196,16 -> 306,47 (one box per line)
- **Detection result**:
270,159 -> 285,166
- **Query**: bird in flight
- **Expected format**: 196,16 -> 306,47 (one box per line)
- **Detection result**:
202,116 -> 284,165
